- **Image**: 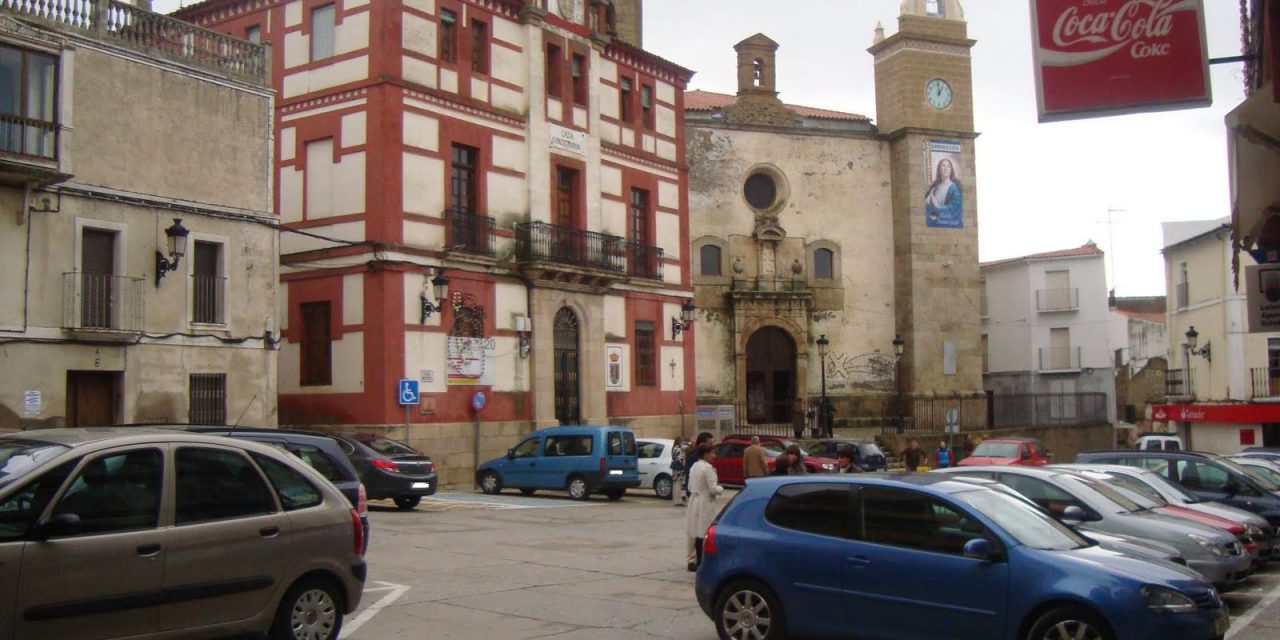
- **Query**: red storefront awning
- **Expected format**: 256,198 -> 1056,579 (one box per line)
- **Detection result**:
1151,403 -> 1280,424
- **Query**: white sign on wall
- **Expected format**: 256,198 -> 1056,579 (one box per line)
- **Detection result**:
549,124 -> 587,157
1246,264 -> 1280,332
606,345 -> 625,390
22,390 -> 40,417
446,337 -> 496,386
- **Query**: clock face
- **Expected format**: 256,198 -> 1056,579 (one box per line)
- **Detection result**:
925,78 -> 953,110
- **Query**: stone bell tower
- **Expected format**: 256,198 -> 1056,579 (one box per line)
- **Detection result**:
870,0 -> 983,395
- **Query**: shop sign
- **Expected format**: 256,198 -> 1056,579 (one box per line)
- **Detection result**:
1151,403 -> 1280,424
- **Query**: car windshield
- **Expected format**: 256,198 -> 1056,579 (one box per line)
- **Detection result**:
0,440 -> 70,488
1134,469 -> 1201,504
1057,474 -> 1143,513
1217,457 -> 1280,492
1099,473 -> 1167,507
860,443 -> 884,457
1238,462 -> 1280,485
972,442 -> 1019,458
952,488 -> 1090,551
361,437 -> 417,456
762,443 -> 785,457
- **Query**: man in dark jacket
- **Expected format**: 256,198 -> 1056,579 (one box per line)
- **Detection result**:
900,440 -> 927,472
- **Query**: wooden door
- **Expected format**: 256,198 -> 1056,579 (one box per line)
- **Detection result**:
67,371 -> 119,427
745,328 -> 795,423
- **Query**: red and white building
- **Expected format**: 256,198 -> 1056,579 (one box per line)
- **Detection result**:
176,0 -> 694,486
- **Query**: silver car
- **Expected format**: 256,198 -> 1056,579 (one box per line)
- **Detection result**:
0,428 -> 366,640
937,465 -> 1252,587
1059,462 -> 1274,562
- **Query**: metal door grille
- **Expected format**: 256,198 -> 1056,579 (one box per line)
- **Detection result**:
553,308 -> 580,425
189,373 -> 227,425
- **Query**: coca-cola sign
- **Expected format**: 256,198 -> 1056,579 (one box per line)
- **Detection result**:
1031,0 -> 1211,122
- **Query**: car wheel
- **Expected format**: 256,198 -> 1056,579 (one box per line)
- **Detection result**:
567,475 -> 591,500
519,488 -> 536,496
605,488 -> 626,501
655,474 -> 673,500
714,579 -> 783,640
270,576 -> 344,640
393,496 -> 421,510
1025,606 -> 1112,640
480,471 -> 502,495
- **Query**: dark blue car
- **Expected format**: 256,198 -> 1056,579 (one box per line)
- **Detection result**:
695,474 -> 1229,640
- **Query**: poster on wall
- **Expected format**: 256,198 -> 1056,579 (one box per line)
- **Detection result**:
1030,0 -> 1210,122
446,337 -> 496,386
606,345 -> 625,390
1246,264 -> 1280,333
923,140 -> 964,229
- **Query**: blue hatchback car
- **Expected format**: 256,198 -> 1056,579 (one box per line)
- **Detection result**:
475,425 -> 640,500
695,474 -> 1229,640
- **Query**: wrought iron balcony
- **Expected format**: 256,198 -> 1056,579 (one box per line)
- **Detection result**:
1038,346 -> 1081,371
1250,368 -> 1280,400
62,272 -> 144,333
1165,369 -> 1186,399
626,241 -> 663,280
192,274 -> 226,324
515,221 -> 625,273
445,209 -> 495,257
0,114 -> 57,160
1036,287 -> 1079,312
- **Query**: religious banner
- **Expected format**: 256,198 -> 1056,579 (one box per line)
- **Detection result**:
1030,0 -> 1211,122
923,140 -> 964,229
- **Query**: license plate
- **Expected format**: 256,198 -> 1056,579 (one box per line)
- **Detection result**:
608,470 -> 623,476
412,482 -> 430,490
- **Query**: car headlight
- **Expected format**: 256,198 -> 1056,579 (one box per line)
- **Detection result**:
1141,585 -> 1197,614
1190,534 -> 1229,557
822,463 -> 836,471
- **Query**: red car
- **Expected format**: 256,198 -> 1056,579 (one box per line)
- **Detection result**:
956,438 -> 1052,467
710,438 -> 838,485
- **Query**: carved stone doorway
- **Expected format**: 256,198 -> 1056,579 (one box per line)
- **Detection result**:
745,327 -> 795,424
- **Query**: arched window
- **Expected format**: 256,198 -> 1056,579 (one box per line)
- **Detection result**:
699,244 -> 722,276
814,248 -> 834,280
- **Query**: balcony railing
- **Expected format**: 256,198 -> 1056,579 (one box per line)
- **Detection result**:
514,221 -> 625,273
62,272 -> 144,332
1250,368 -> 1280,400
0,114 -> 58,160
1,0 -> 268,83
1038,346 -> 1081,371
192,274 -> 226,324
1036,287 -> 1079,312
626,241 -> 663,280
730,277 -> 809,293
445,209 -> 495,257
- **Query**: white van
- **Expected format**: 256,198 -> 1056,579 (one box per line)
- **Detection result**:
1136,434 -> 1184,451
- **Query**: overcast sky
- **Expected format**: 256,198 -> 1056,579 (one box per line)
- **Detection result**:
157,0 -> 1247,296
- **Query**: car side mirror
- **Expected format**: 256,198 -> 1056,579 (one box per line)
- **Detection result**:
1060,505 -> 1088,524
506,450 -> 515,460
35,513 -> 81,540
962,538 -> 995,561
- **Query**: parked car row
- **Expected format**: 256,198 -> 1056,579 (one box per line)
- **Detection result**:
693,444 -> 1280,639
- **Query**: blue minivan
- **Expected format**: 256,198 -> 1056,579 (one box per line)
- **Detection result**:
476,426 -> 640,500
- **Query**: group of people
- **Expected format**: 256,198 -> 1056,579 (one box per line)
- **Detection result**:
898,436 -> 973,472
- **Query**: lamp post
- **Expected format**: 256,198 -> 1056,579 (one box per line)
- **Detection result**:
1184,325 -> 1210,398
672,299 -> 696,339
816,334 -> 829,438
154,218 -> 190,287
419,269 -> 450,324
893,334 -> 905,434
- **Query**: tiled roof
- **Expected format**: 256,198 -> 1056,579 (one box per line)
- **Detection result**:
981,243 -> 1105,268
685,89 -> 870,122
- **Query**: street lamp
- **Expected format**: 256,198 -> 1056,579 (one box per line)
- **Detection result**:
1185,326 -> 1211,362
816,334 -> 829,438
671,299 -> 696,339
893,334 -> 906,434
154,218 -> 190,287
420,269 -> 450,324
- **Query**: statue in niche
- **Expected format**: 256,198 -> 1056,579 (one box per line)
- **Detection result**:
760,242 -> 776,275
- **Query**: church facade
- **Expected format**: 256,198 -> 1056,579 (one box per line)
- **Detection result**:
688,0 -> 985,431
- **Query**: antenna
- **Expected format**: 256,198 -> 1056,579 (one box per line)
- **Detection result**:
1099,207 -> 1126,293
230,395 -> 258,430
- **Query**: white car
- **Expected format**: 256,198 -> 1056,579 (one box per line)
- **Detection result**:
636,438 -> 676,499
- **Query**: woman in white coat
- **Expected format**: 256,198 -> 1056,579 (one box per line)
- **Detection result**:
685,443 -> 724,571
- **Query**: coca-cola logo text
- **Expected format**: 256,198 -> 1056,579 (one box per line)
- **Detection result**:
1044,0 -> 1197,66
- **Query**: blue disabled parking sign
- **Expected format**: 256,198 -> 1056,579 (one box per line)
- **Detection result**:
398,379 -> 420,406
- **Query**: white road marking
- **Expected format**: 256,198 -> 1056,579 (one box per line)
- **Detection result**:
338,580 -> 410,639
1226,575 -> 1280,639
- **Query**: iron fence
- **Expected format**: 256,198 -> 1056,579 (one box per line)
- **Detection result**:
1166,369 -> 1186,398
446,209 -> 495,257
626,241 -> 663,280
62,272 -> 144,332
990,393 -> 1108,428
192,274 -> 225,324
515,221 -> 625,272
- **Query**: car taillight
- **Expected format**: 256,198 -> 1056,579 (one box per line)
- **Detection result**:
426,460 -> 435,473
373,459 -> 400,473
357,482 -> 368,516
599,457 -> 606,472
704,524 -> 717,555
350,508 -> 364,556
